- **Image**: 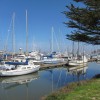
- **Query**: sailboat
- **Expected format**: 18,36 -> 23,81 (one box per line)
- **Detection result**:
0,59 -> 40,76
0,10 -> 40,76
68,42 -> 88,66
43,27 -> 65,64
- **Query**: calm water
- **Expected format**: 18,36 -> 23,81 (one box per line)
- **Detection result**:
0,62 -> 100,100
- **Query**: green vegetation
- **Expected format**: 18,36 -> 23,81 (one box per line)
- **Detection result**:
63,0 -> 100,45
44,79 -> 100,100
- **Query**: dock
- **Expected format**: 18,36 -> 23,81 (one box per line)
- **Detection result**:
40,62 -> 68,70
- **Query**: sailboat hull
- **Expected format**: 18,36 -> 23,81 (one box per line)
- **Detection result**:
0,65 -> 40,76
68,60 -> 87,66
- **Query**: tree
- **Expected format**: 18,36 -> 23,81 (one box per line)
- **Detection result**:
63,0 -> 100,45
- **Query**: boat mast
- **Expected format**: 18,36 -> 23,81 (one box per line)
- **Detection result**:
51,27 -> 54,53
72,41 -> 74,59
26,10 -> 28,56
77,41 -> 80,57
12,12 -> 15,58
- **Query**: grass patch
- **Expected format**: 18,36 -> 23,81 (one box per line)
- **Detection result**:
43,79 -> 100,100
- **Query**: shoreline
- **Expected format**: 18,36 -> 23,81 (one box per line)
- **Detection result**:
42,75 -> 100,100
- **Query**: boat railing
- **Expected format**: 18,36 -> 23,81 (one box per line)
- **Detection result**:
5,60 -> 28,65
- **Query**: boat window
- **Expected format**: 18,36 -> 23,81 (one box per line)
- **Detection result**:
27,67 -> 31,69
22,67 -> 26,69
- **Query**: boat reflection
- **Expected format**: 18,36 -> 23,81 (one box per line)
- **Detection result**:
67,66 -> 88,75
67,66 -> 88,83
0,72 -> 39,84
96,61 -> 100,64
0,72 -> 39,100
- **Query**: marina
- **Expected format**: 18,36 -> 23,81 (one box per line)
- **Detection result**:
0,0 -> 99,99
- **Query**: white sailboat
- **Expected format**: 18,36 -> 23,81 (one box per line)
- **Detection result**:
0,10 -> 40,76
43,27 -> 65,64
68,42 -> 88,66
0,60 -> 40,76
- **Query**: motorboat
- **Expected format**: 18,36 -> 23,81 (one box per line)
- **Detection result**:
0,60 -> 40,76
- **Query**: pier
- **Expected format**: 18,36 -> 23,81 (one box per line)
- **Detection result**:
40,62 -> 68,70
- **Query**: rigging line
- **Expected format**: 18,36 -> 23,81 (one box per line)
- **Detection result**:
58,29 -> 65,52
4,15 -> 13,52
59,29 -> 66,52
32,35 -> 37,51
53,28 -> 60,52
57,29 -> 61,52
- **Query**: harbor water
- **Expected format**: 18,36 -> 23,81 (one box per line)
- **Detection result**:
0,62 -> 100,100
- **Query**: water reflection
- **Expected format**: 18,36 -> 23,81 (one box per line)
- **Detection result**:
0,72 -> 39,84
96,61 -> 100,64
0,73 -> 39,100
44,66 -> 88,91
67,66 -> 88,76
67,66 -> 88,83
0,73 -> 39,91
